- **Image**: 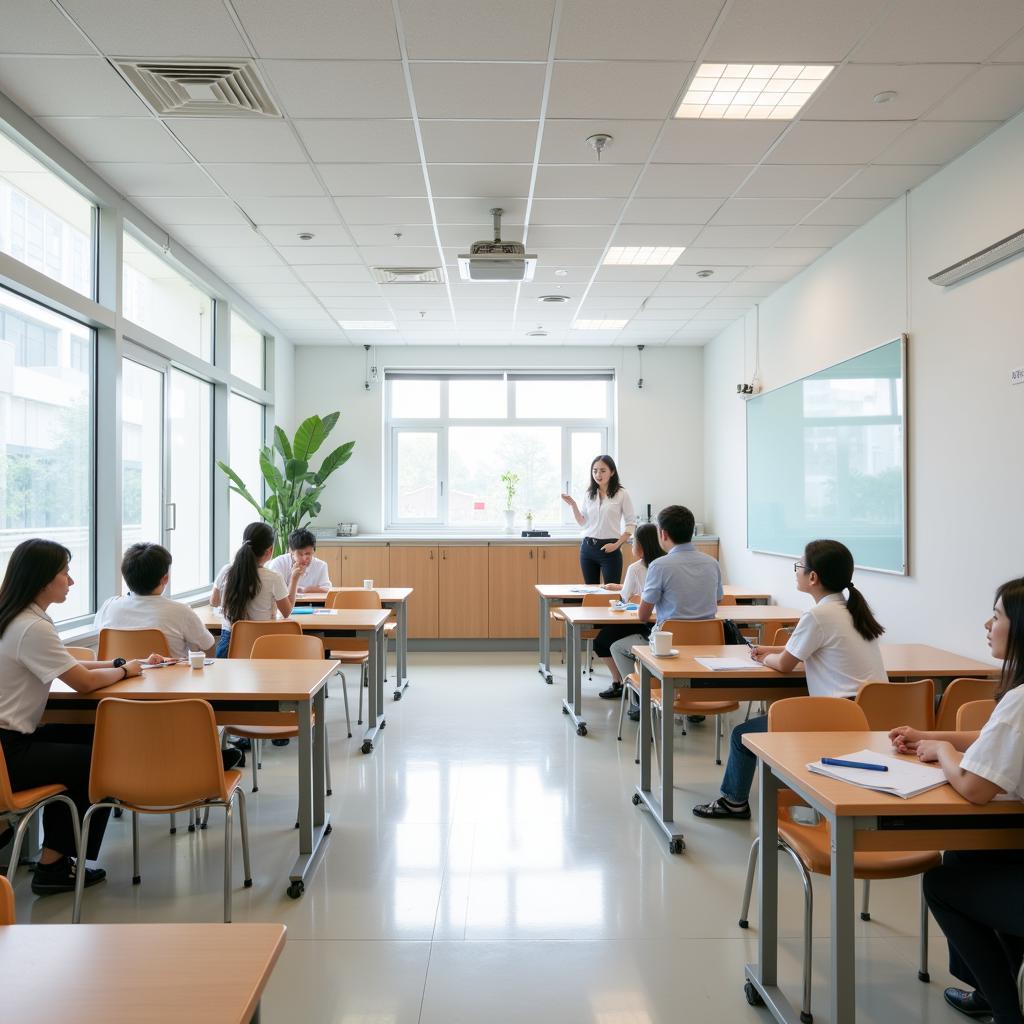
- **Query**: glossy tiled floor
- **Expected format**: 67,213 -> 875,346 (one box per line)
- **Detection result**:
14,653 -> 968,1022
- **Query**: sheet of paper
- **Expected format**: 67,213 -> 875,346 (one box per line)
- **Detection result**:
694,656 -> 761,671
807,748 -> 947,799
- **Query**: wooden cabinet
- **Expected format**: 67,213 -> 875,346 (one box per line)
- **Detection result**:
695,541 -> 720,560
488,546 -> 538,638
319,546 -> 342,586
340,545 -> 390,587
438,546 -> 489,638
388,546 -> 438,638
537,544 -> 580,639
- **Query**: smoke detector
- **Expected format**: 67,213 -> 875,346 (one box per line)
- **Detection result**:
539,294 -> 571,303
696,269 -> 715,278
526,329 -> 549,337
457,208 -> 537,282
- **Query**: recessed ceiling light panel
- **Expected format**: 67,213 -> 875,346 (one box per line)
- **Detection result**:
604,246 -> 685,266
675,63 -> 833,120
573,319 -> 628,330
337,321 -> 396,330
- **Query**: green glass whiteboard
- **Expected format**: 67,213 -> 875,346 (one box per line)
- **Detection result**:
746,338 -> 907,574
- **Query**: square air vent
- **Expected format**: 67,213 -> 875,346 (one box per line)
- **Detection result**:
115,60 -> 280,117
372,266 -> 445,284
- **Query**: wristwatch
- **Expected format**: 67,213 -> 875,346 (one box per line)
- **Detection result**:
112,657 -> 126,669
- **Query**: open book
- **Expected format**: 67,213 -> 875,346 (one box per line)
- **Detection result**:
807,748 -> 947,799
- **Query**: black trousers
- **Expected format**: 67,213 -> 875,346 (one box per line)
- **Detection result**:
0,724 -> 110,860
593,622 -> 651,658
579,538 -> 622,585
923,848 -> 1024,1023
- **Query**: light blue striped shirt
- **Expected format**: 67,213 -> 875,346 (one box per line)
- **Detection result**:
640,543 -> 723,627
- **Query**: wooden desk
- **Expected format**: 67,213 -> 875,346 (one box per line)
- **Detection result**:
48,660 -> 334,898
723,584 -> 772,604
741,732 -> 1024,1024
197,606 -> 391,755
0,922 -> 285,1022
631,644 -> 999,854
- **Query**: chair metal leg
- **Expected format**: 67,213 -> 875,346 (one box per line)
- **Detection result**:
738,836 -> 760,927
918,882 -> 930,982
715,714 -> 724,765
860,878 -> 871,921
634,706 -> 641,764
586,638 -> 594,676
251,739 -> 260,793
779,842 -> 814,1024
169,813 -> 177,835
336,667 -> 352,738
73,803 -> 107,923
223,799 -> 234,923
132,811 -> 141,884
323,718 -> 333,796
236,790 -> 253,890
616,682 -> 628,741
652,705 -> 662,774
357,663 -> 364,725
7,795 -> 80,884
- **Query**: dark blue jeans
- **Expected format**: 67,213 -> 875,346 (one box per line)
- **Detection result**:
579,538 -> 622,585
215,630 -> 230,658
720,714 -> 769,803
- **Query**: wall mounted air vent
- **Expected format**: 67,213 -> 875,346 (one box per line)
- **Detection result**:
115,60 -> 281,117
372,267 -> 445,284
929,227 -> 1024,286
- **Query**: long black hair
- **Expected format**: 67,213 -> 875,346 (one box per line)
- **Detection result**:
586,454 -> 622,500
223,522 -> 276,624
803,539 -> 885,641
0,539 -> 72,638
994,577 -> 1024,702
634,522 -> 664,568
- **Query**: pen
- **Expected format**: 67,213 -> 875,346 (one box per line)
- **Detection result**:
821,757 -> 889,772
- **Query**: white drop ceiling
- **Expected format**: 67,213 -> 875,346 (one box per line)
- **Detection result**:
4,0 -> 1024,347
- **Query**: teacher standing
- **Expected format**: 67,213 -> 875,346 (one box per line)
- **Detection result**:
561,454 -> 636,585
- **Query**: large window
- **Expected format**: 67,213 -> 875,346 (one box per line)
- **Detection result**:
386,372 -> 613,529
0,286 -> 94,621
0,131 -> 94,299
228,393 -> 264,552
230,311 -> 265,388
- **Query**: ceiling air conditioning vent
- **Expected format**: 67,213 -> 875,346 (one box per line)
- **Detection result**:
458,208 -> 537,282
114,59 -> 281,117
372,267 -> 445,284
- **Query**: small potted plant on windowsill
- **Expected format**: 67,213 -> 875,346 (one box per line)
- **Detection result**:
500,470 -> 519,534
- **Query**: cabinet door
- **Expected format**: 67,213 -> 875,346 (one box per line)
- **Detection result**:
319,546 -> 342,586
438,547 -> 489,638
536,544 -> 581,639
340,545 -> 390,587
388,546 -> 438,638
488,546 -> 538,638
694,541 -> 719,560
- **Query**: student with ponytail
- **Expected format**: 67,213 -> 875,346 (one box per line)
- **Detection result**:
694,538 -> 887,820
210,522 -> 302,658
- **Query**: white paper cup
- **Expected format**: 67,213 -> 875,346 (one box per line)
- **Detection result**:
363,579 -> 374,589
651,631 -> 672,656
188,651 -> 205,670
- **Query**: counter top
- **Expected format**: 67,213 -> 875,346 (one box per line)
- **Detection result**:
313,533 -> 719,546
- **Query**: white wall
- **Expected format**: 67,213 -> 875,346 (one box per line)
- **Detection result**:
705,112 -> 1024,660
291,344 -> 704,533
272,334 -> 294,434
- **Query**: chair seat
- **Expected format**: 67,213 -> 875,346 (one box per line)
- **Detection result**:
5,783 -> 67,810
384,622 -> 397,634
225,724 -> 299,740
550,610 -> 565,621
328,650 -> 369,663
657,696 -> 740,715
117,769 -> 244,814
778,817 -> 941,879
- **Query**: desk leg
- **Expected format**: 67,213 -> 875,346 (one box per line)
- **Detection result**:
830,815 -> 856,1024
745,764 -> 781,1013
561,620 -> 587,735
360,627 -> 385,754
287,694 -> 331,899
538,596 -> 553,683
393,601 -> 410,700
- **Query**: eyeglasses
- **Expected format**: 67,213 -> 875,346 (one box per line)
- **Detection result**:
793,562 -> 807,572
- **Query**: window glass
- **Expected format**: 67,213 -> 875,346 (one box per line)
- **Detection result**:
168,369 -> 212,592
395,432 -> 438,519
228,393 -> 264,552
230,311 -> 264,388
123,229 -> 212,359
391,379 -> 440,418
515,379 -> 607,419
0,132 -> 94,298
449,378 -> 506,418
0,286 -> 94,620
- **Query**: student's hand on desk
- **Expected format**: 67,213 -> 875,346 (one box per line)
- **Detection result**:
750,646 -> 770,663
914,739 -> 952,764
144,652 -> 169,665
889,725 -> 923,753
124,660 -> 144,678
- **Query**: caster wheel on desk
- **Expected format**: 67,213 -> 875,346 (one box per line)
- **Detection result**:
562,706 -> 569,715
393,690 -> 402,701
286,881 -> 304,900
132,874 -> 141,886
113,807 -> 123,819
738,917 -> 749,929
545,675 -> 553,685
244,878 -> 253,889
860,911 -> 871,921
631,793 -> 642,806
800,1013 -> 813,1024
669,838 -> 685,854
380,719 -> 386,729
187,823 -> 196,834
325,823 -> 333,835
576,724 -> 587,737
361,740 -> 373,755
917,970 -> 930,983
743,981 -> 764,1007
169,827 -> 177,835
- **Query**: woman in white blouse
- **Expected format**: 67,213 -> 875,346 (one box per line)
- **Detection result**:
890,577 -> 1024,1023
560,454 -> 636,586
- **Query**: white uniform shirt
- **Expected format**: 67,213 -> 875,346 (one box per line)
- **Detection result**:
620,559 -> 648,602
578,488 -> 636,540
213,564 -> 289,625
266,553 -> 331,592
95,593 -> 215,660
785,592 -> 888,698
0,604 -> 78,734
961,685 -> 1024,800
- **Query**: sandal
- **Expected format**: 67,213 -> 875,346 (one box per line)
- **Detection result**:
693,797 -> 751,820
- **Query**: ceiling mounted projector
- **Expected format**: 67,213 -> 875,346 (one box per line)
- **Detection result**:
457,208 -> 537,282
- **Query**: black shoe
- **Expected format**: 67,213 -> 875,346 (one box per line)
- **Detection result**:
943,988 -> 991,1019
31,855 -> 106,897
271,738 -> 291,747
599,684 -> 624,699
686,715 -> 706,724
693,797 -> 751,820
222,748 -> 244,771
228,737 -> 251,751
627,706 -> 640,722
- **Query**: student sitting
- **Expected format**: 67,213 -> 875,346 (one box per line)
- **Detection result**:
694,538 -> 886,820
210,522 -> 301,659
267,528 -> 332,594
95,542 -> 216,659
609,505 -> 722,719
890,577 -> 1024,1024
596,523 -> 665,700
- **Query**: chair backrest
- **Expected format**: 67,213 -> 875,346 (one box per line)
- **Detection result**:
97,628 -> 170,661
956,698 -> 997,731
769,626 -> 793,646
855,679 -> 935,731
227,619 -> 302,658
719,594 -> 737,606
0,875 -> 14,925
935,677 -> 998,731
326,588 -> 382,610
582,594 -> 616,607
768,696 -> 870,732
0,743 -> 22,813
89,698 -> 227,807
65,645 -> 96,660
250,633 -> 325,660
663,618 -> 725,645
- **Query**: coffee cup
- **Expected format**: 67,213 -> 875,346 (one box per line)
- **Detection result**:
651,631 -> 672,656
188,651 -> 205,670
363,579 -> 374,589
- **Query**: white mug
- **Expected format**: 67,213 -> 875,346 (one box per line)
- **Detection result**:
651,631 -> 672,656
188,650 -> 205,670
363,579 -> 374,589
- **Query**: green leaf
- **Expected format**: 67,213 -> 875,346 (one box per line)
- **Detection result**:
259,451 -> 285,492
218,462 -> 261,507
293,415 -> 330,461
273,426 -> 293,462
314,441 -> 355,484
285,458 -> 309,481
319,411 -> 340,439
226,484 -> 265,515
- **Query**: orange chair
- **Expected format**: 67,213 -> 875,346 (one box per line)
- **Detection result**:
65,646 -> 96,660
936,677 -> 997,731
769,626 -> 794,646
73,698 -> 252,924
738,696 -> 937,1022
324,589 -> 388,726
719,594 -> 737,606
226,619 -> 301,659
956,698 -> 996,731
581,593 -> 616,677
0,875 -> 13,924
97,628 -> 170,660
856,678 -> 935,731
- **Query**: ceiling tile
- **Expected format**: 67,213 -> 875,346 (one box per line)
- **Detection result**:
263,60 -> 411,117
434,198 -> 527,225
776,224 -> 855,247
238,197 -> 342,224
611,224 -> 701,245
191,245 -> 283,267
235,281 -> 311,298
709,198 -> 818,226
172,224 -> 268,248
222,265 -> 301,284
804,63 -> 976,121
320,163 -> 427,196
335,197 -> 434,223
738,164 -> 859,198
587,282 -> 661,296
874,121 -> 1000,164
693,225 -> 788,247
837,164 -> 940,198
767,121 -> 908,165
410,63 -> 545,118
706,0 -> 888,61
528,198 -> 625,224
296,265 -> 375,283
737,265 -> 802,283
399,0 -> 554,59
131,196 -> 248,225
36,117 -> 189,163
636,164 -> 753,198
641,296 -> 710,310
274,245 -> 361,265
529,266 -> 596,283
306,282 -> 382,297
0,0 -> 92,53
926,65 -> 1024,122
526,225 -> 613,247
0,56 -> 146,116
802,197 -> 891,225
673,246 -> 826,266
91,161 -> 219,197
428,164 -> 533,197
653,121 -> 786,164
357,245 -> 441,265
347,225 -> 438,245
623,197 -> 721,223
540,119 -> 661,163
420,121 -> 539,163
556,0 -> 723,60
295,120 -> 420,163
232,0 -> 400,59
705,295 -> 758,309
164,119 -> 307,163
853,0 -> 1024,62
547,61 -> 691,119
260,224 -> 354,246
534,164 -> 641,198
206,163 -> 325,197
653,279 -> 730,293
993,32 -> 1024,62
595,266 -> 672,283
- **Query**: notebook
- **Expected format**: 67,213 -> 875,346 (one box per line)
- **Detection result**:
694,656 -> 762,671
807,749 -> 947,799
